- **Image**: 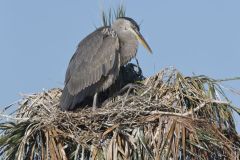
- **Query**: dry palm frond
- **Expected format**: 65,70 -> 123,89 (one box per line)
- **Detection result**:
0,67 -> 240,159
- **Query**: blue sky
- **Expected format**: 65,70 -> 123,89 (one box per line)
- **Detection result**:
0,1 -> 240,130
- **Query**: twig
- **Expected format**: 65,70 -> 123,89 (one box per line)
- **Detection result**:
0,113 -> 29,121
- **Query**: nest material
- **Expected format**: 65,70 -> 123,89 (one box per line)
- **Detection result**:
0,67 -> 240,159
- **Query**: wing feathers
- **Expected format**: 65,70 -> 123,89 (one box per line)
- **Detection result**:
60,27 -> 120,110
64,28 -> 119,96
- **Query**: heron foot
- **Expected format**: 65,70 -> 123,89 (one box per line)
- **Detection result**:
118,83 -> 138,95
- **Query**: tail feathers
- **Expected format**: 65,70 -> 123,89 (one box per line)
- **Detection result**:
60,87 -> 73,111
60,82 -> 101,111
60,87 -> 85,111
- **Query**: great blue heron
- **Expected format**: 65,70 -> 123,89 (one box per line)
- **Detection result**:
60,17 -> 152,111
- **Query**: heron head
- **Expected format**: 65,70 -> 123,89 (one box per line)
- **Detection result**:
112,17 -> 152,53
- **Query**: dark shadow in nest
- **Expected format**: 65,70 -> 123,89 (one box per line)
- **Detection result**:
75,63 -> 145,110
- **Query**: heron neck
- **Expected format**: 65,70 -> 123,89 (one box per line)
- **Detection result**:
117,33 -> 138,65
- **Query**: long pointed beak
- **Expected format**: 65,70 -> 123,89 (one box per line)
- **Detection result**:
130,28 -> 152,53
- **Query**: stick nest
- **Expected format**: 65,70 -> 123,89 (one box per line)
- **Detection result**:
1,67 -> 240,159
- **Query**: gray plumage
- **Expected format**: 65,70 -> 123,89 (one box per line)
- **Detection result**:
60,17 -> 152,111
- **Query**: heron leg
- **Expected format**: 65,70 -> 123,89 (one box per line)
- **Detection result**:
92,92 -> 98,110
